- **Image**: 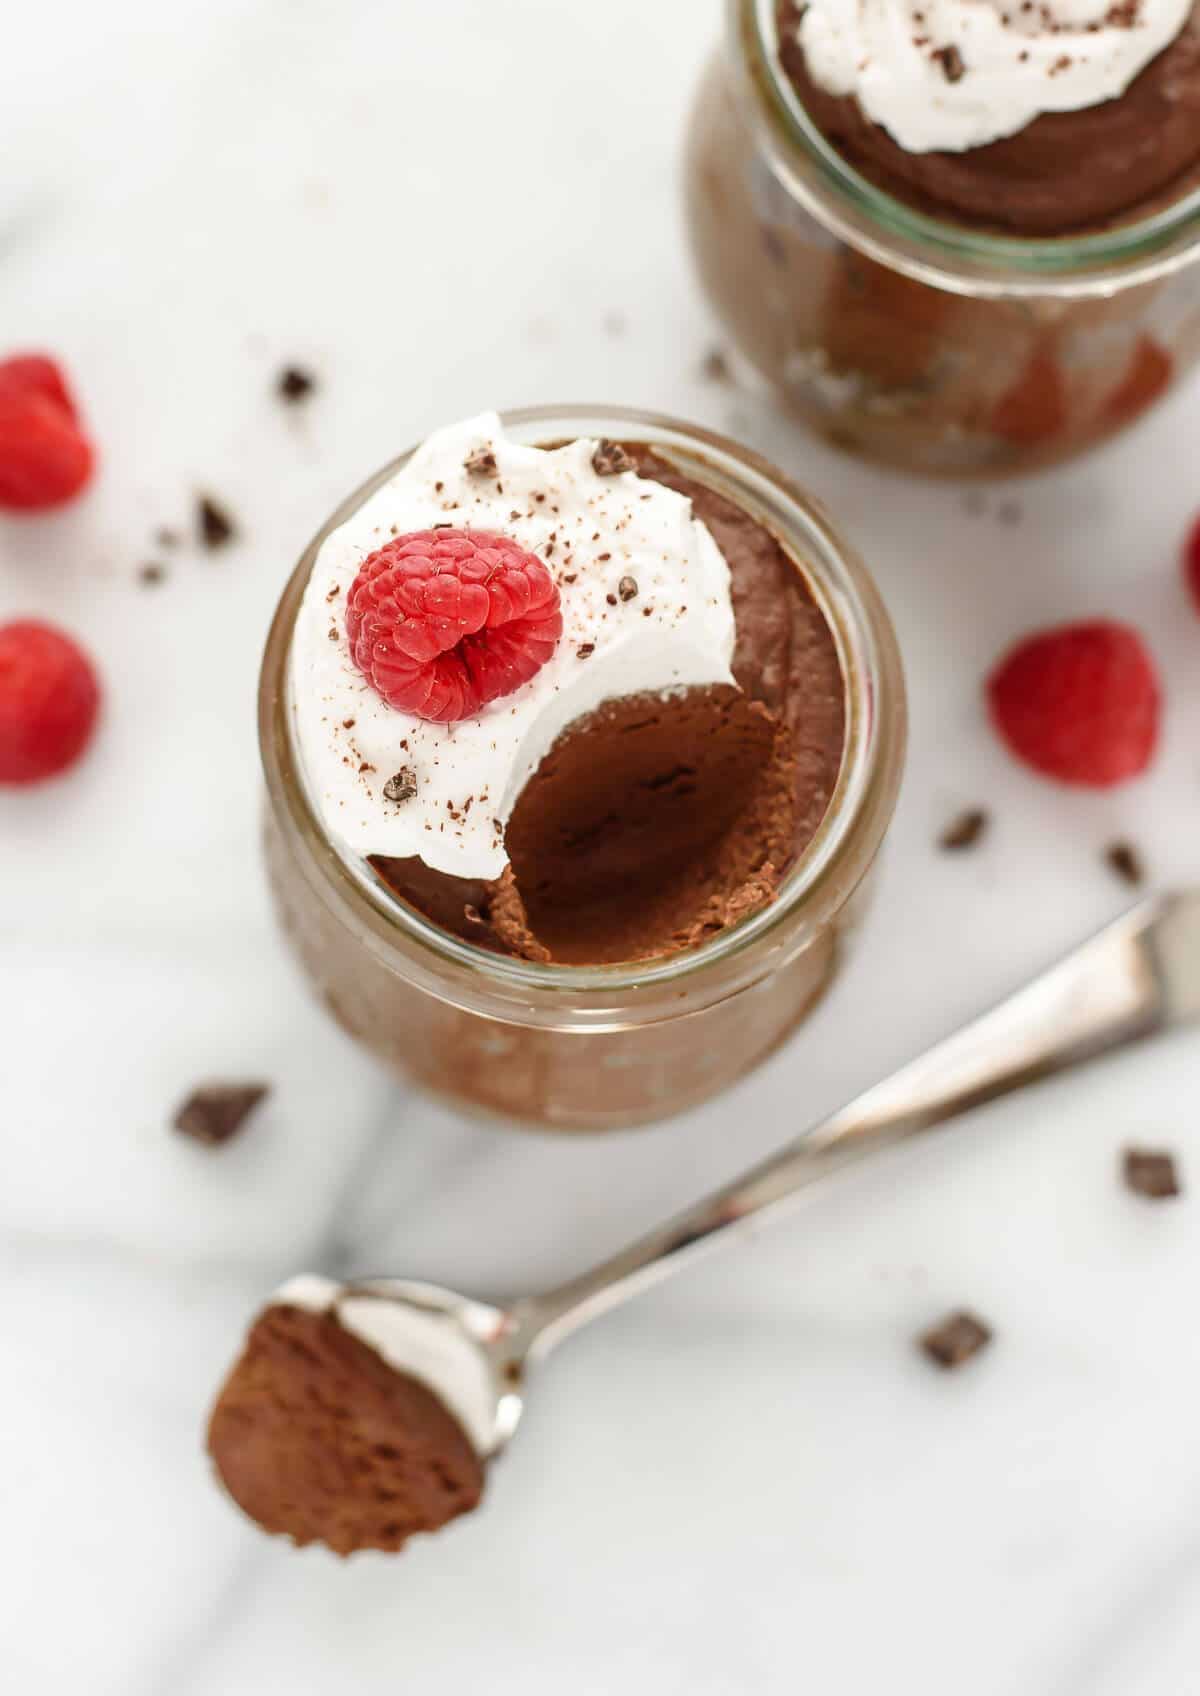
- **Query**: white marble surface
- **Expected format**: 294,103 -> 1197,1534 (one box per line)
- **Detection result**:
3,3 -> 1199,1691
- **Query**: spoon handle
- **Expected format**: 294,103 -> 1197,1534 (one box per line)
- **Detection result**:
517,895 -> 1186,1358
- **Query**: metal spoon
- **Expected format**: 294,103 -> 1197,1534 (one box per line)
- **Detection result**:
257,891 -> 1200,1468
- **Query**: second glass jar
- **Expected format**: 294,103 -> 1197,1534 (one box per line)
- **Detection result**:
685,0 -> 1200,478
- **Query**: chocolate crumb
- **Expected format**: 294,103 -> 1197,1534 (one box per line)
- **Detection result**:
1123,1148 -> 1181,1200
606,593 -> 618,607
576,643 -> 596,659
154,526 -> 181,549
383,768 -> 418,805
618,575 -> 639,602
197,494 -> 237,550
702,348 -> 733,384
342,718 -> 355,729
1105,841 -> 1144,887
325,584 -> 340,601
933,44 -> 966,81
940,808 -> 988,852
920,1311 -> 993,1370
174,1083 -> 269,1148
278,366 -> 316,404
138,562 -> 167,588
328,627 -> 339,641
592,440 -> 635,477
464,447 -> 499,479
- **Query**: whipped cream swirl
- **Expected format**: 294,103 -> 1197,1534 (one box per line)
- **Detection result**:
795,0 -> 1193,153
290,415 -> 736,879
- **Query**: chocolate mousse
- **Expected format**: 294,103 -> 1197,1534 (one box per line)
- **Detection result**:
373,449 -> 845,966
292,417 -> 847,972
777,0 -> 1200,233
208,1303 -> 485,1556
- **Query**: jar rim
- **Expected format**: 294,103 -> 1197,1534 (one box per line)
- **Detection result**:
262,405 -> 906,998
736,0 -> 1200,298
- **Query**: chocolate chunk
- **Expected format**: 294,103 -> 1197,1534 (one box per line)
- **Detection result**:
278,366 -> 316,403
1105,841 -> 1145,887
933,44 -> 966,81
383,768 -> 418,805
939,808 -> 988,852
592,440 -> 634,477
464,446 -> 499,479
174,1083 -> 269,1147
1123,1148 -> 1181,1200
920,1310 -> 993,1369
197,494 -> 237,550
576,643 -> 595,659
618,575 -> 639,603
139,562 -> 167,588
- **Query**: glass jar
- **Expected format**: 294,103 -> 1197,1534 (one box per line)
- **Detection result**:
685,0 -> 1200,477
259,408 -> 905,1133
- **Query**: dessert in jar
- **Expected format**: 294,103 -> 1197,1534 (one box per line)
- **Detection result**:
259,408 -> 905,1131
685,0 -> 1200,476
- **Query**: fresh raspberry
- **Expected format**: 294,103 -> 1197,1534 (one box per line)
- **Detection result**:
990,345 -> 1068,446
1103,337 -> 1173,428
0,353 -> 95,511
1184,515 -> 1200,615
987,620 -> 1160,789
0,620 -> 101,784
0,355 -> 80,418
346,529 -> 562,723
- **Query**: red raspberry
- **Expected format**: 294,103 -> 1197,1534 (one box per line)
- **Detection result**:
0,355 -> 80,418
0,620 -> 101,784
345,529 -> 562,723
987,620 -> 1160,789
0,353 -> 95,512
990,345 -> 1068,446
1184,515 -> 1200,615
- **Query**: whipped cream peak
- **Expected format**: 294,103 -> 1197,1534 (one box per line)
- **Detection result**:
795,0 -> 1193,153
290,414 -> 737,879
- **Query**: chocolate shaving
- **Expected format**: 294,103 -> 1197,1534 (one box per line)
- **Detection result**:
940,808 -> 988,852
1105,841 -> 1144,888
383,767 -> 418,805
618,575 -> 639,603
278,366 -> 316,403
464,446 -> 499,479
1123,1148 -> 1181,1200
174,1083 -> 269,1147
702,348 -> 733,384
933,44 -> 966,81
920,1311 -> 993,1370
576,643 -> 596,660
592,440 -> 634,477
197,494 -> 237,550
